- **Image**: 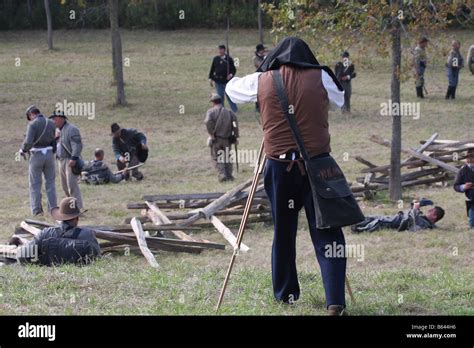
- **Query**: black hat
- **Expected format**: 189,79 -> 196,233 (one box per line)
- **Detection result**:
49,110 -> 67,119
256,44 -> 266,52
342,51 -> 350,58
218,44 -> 226,50
111,122 -> 121,135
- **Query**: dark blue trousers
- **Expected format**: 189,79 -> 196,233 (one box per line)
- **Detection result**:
264,158 -> 347,307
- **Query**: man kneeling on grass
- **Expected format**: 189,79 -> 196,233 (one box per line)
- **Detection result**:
351,201 -> 445,233
10,197 -> 101,266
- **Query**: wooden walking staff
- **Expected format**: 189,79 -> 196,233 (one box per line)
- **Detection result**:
216,139 -> 266,312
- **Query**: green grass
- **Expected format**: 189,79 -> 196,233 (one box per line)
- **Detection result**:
0,29 -> 473,315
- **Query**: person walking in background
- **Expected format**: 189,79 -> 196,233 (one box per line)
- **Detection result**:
204,93 -> 239,182
19,105 -> 57,216
335,51 -> 356,113
445,39 -> 464,100
413,37 -> 429,99
50,110 -> 84,209
209,44 -> 238,113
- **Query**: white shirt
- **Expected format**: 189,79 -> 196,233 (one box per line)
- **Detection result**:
225,70 -> 345,110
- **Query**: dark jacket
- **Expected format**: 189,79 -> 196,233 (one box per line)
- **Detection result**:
334,62 -> 356,83
112,128 -> 147,160
209,55 -> 236,84
82,159 -> 125,184
351,208 -> 435,233
17,222 -> 101,265
454,164 -> 474,200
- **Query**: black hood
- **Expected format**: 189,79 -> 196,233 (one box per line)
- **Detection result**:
257,36 -> 343,91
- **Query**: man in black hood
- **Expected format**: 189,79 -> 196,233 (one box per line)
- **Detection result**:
226,37 -> 348,315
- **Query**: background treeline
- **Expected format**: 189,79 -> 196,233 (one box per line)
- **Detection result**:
0,0 -> 274,30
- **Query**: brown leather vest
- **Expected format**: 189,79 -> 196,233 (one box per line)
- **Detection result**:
257,65 -> 331,158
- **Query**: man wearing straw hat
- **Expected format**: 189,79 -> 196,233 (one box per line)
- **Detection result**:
454,149 -> 474,228
14,197 -> 101,265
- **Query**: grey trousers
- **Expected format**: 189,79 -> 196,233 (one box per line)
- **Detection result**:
211,137 -> 233,180
29,150 -> 57,215
58,158 -> 83,209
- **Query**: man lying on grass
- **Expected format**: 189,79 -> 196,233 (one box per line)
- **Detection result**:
351,201 -> 445,233
8,197 -> 101,266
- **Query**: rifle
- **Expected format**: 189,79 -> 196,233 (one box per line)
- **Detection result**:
114,163 -> 144,175
225,1 -> 230,79
81,163 -> 144,176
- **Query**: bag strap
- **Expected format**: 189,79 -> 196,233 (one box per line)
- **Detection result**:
32,117 -> 49,148
212,107 -> 224,137
271,69 -> 310,161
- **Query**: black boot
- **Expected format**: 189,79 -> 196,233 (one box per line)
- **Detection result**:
445,86 -> 452,99
419,87 -> 424,98
416,87 -> 422,98
452,87 -> 456,99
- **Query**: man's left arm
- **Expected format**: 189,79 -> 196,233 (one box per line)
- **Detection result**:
69,127 -> 83,161
204,110 -> 216,136
349,64 -> 356,79
322,70 -> 345,109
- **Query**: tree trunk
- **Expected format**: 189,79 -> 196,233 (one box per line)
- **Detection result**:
108,0 -> 126,105
258,0 -> 264,44
44,0 -> 53,50
389,0 -> 402,201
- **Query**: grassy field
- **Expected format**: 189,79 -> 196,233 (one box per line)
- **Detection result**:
0,29 -> 472,315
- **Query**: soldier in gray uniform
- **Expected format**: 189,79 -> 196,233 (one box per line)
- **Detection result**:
413,37 -> 429,98
204,93 -> 239,182
50,111 -> 84,209
81,148 -> 128,185
445,39 -> 464,100
19,105 -> 57,216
